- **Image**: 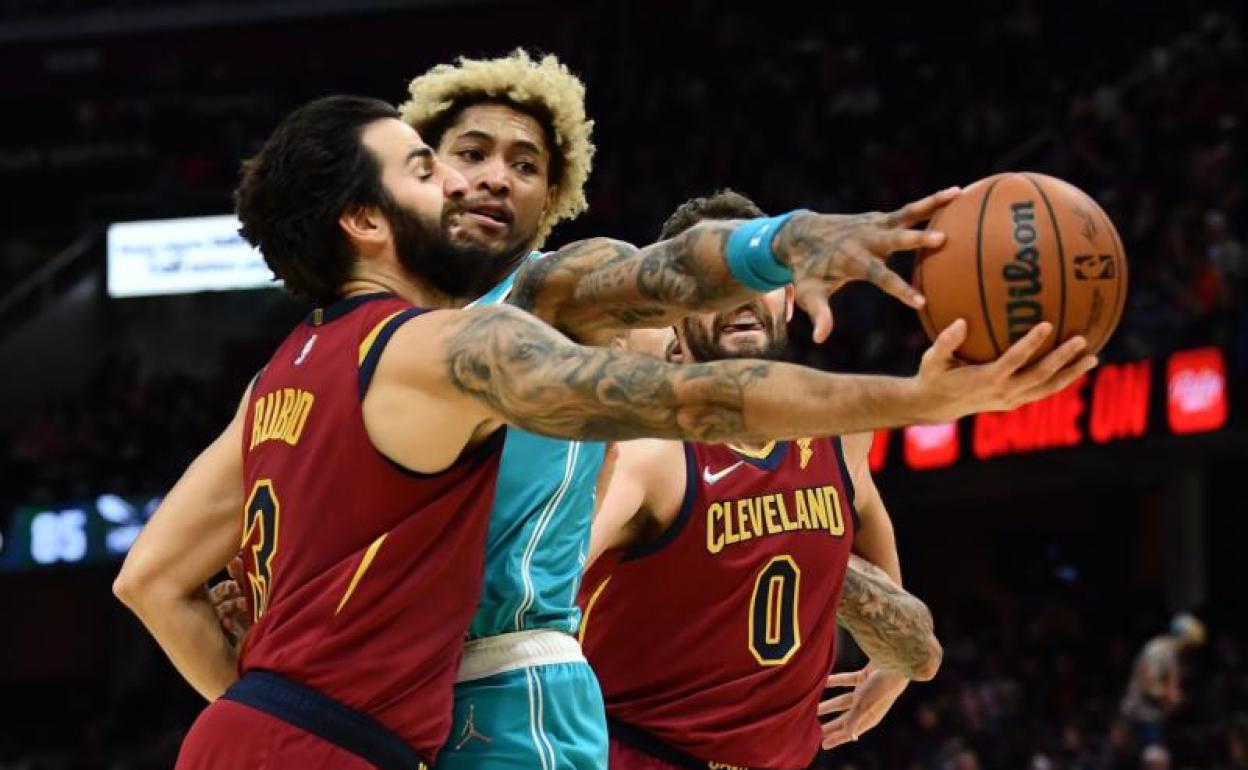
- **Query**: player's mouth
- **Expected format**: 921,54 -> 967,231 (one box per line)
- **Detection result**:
463,201 -> 513,234
718,309 -> 766,338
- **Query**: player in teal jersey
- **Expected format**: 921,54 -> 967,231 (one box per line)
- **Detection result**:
401,50 -> 939,770
398,52 -> 609,770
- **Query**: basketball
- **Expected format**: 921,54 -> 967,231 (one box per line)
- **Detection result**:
913,172 -> 1128,364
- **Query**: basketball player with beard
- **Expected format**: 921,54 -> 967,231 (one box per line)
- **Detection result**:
579,191 -> 936,770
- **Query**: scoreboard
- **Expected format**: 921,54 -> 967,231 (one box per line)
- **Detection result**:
0,494 -> 161,572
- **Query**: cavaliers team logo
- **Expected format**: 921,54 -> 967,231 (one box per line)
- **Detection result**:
796,438 -> 813,469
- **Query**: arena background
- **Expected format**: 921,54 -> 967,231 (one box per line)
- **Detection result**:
0,1 -> 1245,767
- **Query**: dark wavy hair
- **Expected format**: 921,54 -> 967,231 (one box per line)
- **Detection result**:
657,188 -> 766,240
235,95 -> 399,305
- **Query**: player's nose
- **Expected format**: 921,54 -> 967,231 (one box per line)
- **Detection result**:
476,157 -> 511,196
438,159 -> 469,197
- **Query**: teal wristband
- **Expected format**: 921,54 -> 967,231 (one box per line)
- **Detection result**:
726,211 -> 799,291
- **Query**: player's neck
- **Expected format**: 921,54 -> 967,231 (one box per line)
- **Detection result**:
341,269 -> 470,310
689,350 -> 771,455
488,246 -> 533,284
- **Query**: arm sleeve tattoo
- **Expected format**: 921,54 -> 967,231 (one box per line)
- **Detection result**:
837,554 -> 941,679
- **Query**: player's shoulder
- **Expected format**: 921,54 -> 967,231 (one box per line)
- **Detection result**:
514,237 -> 638,284
617,438 -> 684,469
370,305 -> 510,387
390,303 -> 527,341
616,438 -> 685,485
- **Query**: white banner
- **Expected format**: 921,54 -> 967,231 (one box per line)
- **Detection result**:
106,214 -> 278,297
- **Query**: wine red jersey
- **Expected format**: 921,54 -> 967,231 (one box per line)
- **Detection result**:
579,438 -> 857,770
237,293 -> 504,764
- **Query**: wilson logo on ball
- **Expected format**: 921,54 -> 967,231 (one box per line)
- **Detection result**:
1004,199 -> 1043,342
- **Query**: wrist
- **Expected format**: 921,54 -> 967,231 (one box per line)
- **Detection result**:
769,209 -> 814,268
898,376 -> 936,425
726,211 -> 802,290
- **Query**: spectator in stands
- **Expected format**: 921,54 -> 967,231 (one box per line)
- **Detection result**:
1121,614 -> 1208,747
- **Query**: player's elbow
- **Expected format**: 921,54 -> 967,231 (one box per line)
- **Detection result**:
911,631 -> 943,681
112,565 -> 142,610
112,556 -> 169,617
908,602 -> 942,681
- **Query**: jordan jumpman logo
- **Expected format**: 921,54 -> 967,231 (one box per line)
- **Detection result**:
454,704 -> 493,749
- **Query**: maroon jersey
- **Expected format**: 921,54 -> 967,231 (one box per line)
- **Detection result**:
579,438 -> 857,770
237,293 -> 503,764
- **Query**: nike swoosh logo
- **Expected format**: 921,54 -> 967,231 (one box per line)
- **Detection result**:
703,461 -> 745,485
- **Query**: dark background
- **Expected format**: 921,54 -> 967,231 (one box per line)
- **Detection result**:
0,1 -> 1244,768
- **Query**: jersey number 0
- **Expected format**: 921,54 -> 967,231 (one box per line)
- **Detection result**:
749,555 -> 801,666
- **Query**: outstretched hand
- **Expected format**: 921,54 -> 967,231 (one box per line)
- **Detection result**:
912,320 -> 1097,422
778,186 -> 961,342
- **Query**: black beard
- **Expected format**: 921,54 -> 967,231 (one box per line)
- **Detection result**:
680,313 -> 790,363
447,229 -> 534,297
382,195 -> 494,300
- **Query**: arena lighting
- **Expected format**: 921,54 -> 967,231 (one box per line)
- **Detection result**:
1167,347 -> 1228,435
106,214 -> 278,297
903,422 -> 960,470
867,429 -> 889,473
868,346 -> 1234,472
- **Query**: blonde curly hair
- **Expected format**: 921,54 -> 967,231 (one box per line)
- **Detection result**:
399,49 -> 595,249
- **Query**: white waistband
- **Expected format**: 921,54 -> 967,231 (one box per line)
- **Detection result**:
455,629 -> 586,683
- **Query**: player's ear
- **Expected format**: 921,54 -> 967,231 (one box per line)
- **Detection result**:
543,184 -> 559,217
339,204 -> 388,249
672,322 -> 694,363
666,327 -> 685,364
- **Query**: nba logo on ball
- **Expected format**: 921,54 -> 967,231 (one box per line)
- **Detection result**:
1166,347 -> 1227,435
1073,253 -> 1115,280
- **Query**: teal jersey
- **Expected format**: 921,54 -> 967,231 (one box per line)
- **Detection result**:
466,256 -> 606,638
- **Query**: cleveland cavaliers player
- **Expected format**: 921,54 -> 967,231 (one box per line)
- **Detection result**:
580,192 -> 942,770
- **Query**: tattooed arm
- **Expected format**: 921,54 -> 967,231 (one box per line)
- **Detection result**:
837,554 -> 941,681
817,555 -> 938,748
365,302 -> 1092,472
509,231 -> 749,345
509,188 -> 961,345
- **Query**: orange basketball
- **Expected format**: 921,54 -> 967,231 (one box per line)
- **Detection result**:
913,172 -> 1128,364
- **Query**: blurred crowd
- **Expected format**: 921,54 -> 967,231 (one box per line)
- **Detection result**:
2,590 -> 1242,770
0,0 -> 1245,768
4,355 -> 237,511
818,597 -> 1248,770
